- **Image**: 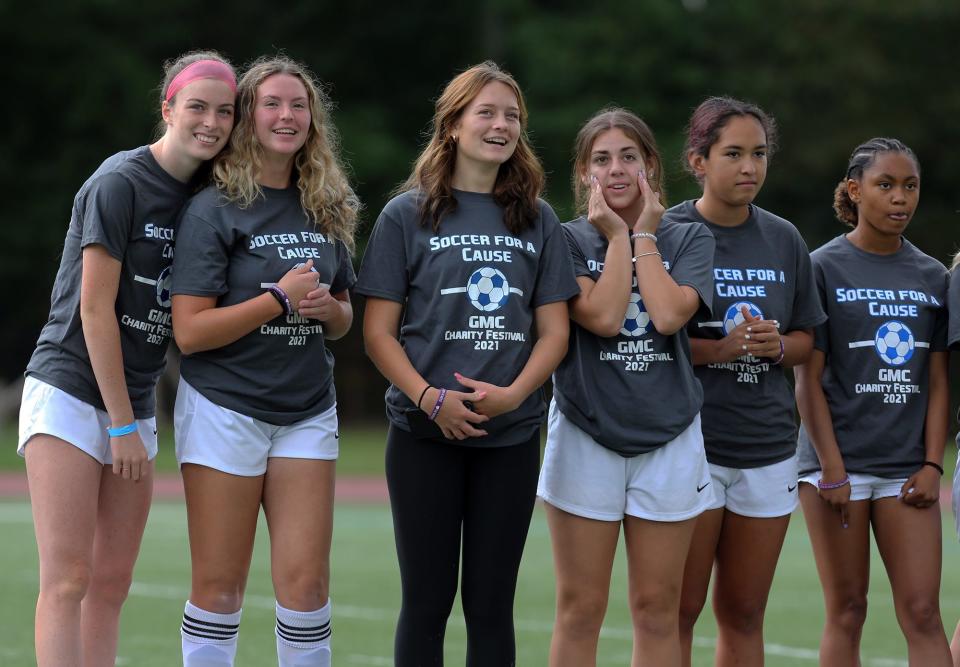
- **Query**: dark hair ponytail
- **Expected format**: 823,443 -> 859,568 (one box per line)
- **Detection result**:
683,96 -> 777,183
832,137 -> 919,228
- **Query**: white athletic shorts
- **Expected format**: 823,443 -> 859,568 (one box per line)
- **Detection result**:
17,375 -> 158,464
174,378 -> 339,476
537,400 -> 713,522
799,471 -> 907,502
705,455 -> 799,518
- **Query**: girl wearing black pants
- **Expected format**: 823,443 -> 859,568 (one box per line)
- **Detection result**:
357,61 -> 578,665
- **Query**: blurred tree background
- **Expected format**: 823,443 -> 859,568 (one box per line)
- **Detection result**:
2,0 -> 958,423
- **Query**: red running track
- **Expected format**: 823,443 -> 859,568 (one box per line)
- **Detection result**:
0,471 -> 389,503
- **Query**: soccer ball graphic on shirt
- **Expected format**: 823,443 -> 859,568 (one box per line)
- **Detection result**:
440,266 -> 523,311
155,266 -> 172,308
467,267 -> 511,312
874,320 -> 915,366
722,301 -> 763,335
620,292 -> 651,337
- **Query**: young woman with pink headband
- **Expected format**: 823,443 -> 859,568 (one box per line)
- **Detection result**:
19,51 -> 236,666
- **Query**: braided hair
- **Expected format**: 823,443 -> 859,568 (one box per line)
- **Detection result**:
833,138 -> 919,228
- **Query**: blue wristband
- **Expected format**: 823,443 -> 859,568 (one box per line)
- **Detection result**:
107,422 -> 138,437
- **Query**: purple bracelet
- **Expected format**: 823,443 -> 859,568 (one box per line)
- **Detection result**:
817,474 -> 850,490
428,388 -> 447,421
268,285 -> 293,316
773,339 -> 785,365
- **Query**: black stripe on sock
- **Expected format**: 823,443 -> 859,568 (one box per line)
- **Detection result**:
276,629 -> 332,643
183,613 -> 240,631
181,624 -> 236,637
276,618 -> 330,634
181,624 -> 238,641
181,617 -> 238,640
275,623 -> 332,643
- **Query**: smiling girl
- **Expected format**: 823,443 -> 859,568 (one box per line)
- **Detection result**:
539,108 -> 714,666
170,56 -> 358,667
19,51 -> 236,667
675,97 -> 825,667
356,61 -> 577,665
795,138 -> 951,666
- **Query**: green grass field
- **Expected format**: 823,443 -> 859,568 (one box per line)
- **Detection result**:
2,426 -> 959,666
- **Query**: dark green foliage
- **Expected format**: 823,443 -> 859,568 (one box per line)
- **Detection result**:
3,1 -> 959,420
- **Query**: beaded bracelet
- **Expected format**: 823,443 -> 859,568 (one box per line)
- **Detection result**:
817,475 -> 850,490
107,423 -> 138,437
923,460 -> 944,476
428,388 -> 447,421
630,231 -> 658,243
417,385 -> 433,410
268,285 -> 293,316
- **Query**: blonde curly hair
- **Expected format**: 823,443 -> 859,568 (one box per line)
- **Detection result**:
213,55 -> 360,252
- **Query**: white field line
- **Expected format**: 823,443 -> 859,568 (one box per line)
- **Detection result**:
0,500 -> 913,667
128,582 -> 907,666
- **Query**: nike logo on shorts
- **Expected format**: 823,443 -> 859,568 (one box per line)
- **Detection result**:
335,432 -> 340,439
697,482 -> 710,493
787,484 -> 797,493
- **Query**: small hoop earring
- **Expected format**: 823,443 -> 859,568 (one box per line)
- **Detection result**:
451,134 -> 458,143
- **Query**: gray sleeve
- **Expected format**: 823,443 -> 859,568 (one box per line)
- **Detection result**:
811,258 -> 830,353
670,225 -> 715,314
932,269 -> 949,352
562,224 -> 592,279
949,268 -> 960,349
79,173 -> 135,261
355,209 -> 408,303
789,232 -> 828,331
531,206 -> 580,307
330,241 -> 357,294
171,212 -> 230,297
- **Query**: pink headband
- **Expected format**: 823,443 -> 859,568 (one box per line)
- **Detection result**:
165,60 -> 237,102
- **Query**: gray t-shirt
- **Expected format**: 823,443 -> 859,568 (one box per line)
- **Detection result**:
797,235 -> 948,478
948,267 -> 960,350
677,201 -> 826,468
172,185 -> 356,425
949,267 -> 960,443
27,146 -> 190,418
355,189 -> 579,447
552,215 -> 715,457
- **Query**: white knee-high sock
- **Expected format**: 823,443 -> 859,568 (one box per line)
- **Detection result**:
181,600 -> 241,667
275,599 -> 332,667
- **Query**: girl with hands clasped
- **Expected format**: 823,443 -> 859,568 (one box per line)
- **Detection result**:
356,61 -> 577,665
19,51 -> 236,667
171,56 -> 358,667
795,138 -> 951,666
716,305 -> 783,361
675,97 -> 825,667
539,108 -> 714,667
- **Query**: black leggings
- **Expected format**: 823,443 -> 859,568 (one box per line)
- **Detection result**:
385,425 -> 540,667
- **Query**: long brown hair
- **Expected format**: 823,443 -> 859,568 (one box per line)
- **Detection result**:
401,61 -> 544,234
571,107 -> 667,214
214,56 -> 360,252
